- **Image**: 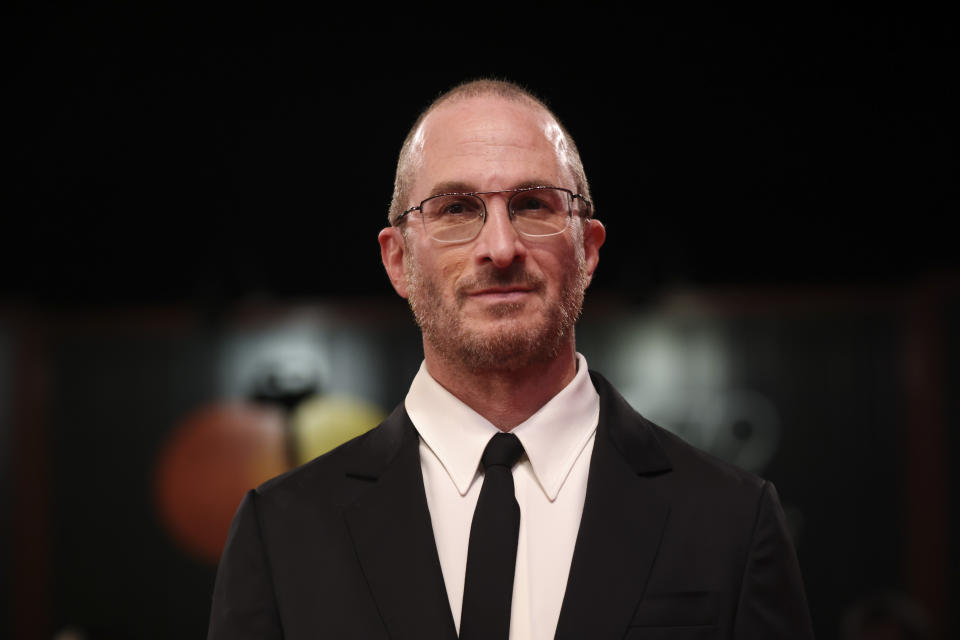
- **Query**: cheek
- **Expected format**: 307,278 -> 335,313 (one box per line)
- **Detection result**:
415,248 -> 469,291
438,257 -> 463,280
533,243 -> 578,281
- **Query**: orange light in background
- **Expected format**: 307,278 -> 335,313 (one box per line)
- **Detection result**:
153,403 -> 289,564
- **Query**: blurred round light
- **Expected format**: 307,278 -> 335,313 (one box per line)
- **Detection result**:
153,403 -> 288,564
291,394 -> 385,464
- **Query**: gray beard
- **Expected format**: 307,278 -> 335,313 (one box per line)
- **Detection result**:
405,249 -> 587,373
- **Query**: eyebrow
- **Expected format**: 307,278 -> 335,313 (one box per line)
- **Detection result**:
427,179 -> 560,197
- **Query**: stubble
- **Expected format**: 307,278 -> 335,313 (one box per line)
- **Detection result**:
405,239 -> 587,372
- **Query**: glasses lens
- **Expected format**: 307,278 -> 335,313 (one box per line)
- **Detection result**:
421,194 -> 485,242
510,188 -> 570,236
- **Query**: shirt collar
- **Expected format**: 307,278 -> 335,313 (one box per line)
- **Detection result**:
405,353 -> 599,501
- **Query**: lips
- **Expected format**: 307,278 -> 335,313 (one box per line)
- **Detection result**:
465,287 -> 534,306
456,268 -> 546,303
467,286 -> 534,296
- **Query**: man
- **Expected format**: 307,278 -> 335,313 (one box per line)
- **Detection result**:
208,79 -> 814,639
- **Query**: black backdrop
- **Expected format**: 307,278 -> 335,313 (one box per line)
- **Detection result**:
7,8 -> 957,305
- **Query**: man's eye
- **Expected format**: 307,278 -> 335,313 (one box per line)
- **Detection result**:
513,196 -> 561,217
439,200 -> 480,216
515,197 -> 553,212
442,203 -> 466,215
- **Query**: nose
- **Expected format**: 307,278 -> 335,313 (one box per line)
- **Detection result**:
473,197 -> 527,268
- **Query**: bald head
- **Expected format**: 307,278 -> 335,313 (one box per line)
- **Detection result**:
387,79 -> 591,225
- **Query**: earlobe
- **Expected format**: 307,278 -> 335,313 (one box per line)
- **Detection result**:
582,219 -> 605,286
378,227 -> 409,298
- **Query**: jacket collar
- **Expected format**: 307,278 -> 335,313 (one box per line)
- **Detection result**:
590,370 -> 672,476
342,406 -> 458,639
555,371 -> 673,638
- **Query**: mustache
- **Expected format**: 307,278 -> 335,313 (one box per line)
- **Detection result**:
455,264 -> 545,299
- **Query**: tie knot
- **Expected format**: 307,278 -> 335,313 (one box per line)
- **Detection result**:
481,432 -> 525,470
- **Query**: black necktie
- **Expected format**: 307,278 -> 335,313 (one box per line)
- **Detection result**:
459,432 -> 525,640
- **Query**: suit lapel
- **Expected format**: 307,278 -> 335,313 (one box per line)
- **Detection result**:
342,406 -> 458,640
554,373 -> 673,640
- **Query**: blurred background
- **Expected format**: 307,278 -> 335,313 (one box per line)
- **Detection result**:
4,5 -> 958,639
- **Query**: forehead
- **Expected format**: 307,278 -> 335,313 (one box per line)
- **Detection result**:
411,95 -> 570,197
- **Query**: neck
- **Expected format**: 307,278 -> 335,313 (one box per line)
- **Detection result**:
422,340 -> 579,431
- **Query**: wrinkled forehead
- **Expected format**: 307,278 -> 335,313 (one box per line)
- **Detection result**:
409,96 -> 572,193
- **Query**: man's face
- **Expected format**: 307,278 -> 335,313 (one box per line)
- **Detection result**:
380,96 -> 603,371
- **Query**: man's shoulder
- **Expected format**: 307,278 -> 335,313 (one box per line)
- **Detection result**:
646,418 -> 766,493
252,403 -> 409,508
591,369 -> 766,496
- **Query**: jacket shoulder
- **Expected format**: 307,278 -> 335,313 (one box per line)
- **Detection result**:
253,403 -> 410,509
591,369 -> 766,495
647,418 -> 766,492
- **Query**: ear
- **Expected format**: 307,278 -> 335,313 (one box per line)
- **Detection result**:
378,227 -> 409,298
582,219 -> 605,287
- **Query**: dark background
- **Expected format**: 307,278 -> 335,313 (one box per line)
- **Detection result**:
6,7 -> 957,305
3,5 -> 957,639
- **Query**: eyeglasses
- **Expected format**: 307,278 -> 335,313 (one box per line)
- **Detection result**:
395,186 -> 592,243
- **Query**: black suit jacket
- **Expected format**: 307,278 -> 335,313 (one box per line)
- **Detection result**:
208,372 -> 814,639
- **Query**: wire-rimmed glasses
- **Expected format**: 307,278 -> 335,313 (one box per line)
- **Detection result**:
395,186 -> 592,243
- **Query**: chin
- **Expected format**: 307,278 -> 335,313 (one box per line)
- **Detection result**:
453,316 -> 568,372
477,301 -> 527,319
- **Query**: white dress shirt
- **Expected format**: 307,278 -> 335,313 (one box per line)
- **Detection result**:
405,353 -> 599,640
